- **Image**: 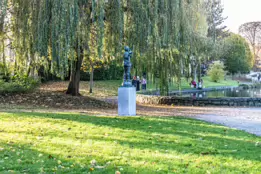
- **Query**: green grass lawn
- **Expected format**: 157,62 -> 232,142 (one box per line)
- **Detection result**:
83,76 -> 238,97
81,80 -> 121,97
40,80 -> 122,98
40,76 -> 238,97
0,112 -> 260,173
200,76 -> 239,88
147,76 -> 239,92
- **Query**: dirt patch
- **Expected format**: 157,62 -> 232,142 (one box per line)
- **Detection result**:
0,91 -> 115,110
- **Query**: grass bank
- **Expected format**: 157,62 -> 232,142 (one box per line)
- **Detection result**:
147,76 -> 239,92
39,76 -> 238,97
0,112 -> 260,173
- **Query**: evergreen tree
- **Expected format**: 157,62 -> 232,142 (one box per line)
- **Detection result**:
205,0 -> 228,41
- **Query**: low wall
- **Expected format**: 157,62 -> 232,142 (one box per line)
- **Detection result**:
136,95 -> 261,107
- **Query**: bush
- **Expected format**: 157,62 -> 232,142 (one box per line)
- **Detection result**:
0,75 -> 40,95
207,61 -> 226,82
0,63 -> 11,82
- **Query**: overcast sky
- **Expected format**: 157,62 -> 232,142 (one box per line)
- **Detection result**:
222,0 -> 261,33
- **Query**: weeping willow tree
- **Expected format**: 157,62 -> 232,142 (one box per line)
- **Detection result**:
124,0 -> 209,94
0,0 -> 8,76
0,0 -> 209,95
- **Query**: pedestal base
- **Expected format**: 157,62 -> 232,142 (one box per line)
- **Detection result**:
118,87 -> 136,116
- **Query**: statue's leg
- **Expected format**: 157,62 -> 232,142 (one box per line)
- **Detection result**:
127,66 -> 131,81
124,66 -> 128,81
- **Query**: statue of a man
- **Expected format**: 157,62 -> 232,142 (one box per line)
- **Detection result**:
123,46 -> 132,86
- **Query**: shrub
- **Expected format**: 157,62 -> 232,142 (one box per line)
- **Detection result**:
0,75 -> 40,95
207,61 -> 226,82
0,63 -> 11,82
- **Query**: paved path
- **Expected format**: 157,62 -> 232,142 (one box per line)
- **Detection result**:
138,106 -> 261,136
192,108 -> 261,136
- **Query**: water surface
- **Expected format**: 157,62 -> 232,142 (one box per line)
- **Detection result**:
172,88 -> 261,98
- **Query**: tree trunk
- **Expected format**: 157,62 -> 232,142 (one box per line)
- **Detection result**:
193,65 -> 197,81
14,59 -> 18,76
2,39 -> 6,76
89,65 -> 94,93
66,46 -> 83,96
26,60 -> 32,77
197,60 -> 201,81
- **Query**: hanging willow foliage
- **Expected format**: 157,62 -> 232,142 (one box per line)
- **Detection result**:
0,0 -> 8,32
2,0 -> 209,95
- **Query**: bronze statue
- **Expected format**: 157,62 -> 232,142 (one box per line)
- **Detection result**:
123,46 -> 132,87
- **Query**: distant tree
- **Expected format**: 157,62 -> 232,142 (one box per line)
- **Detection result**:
205,0 -> 228,42
239,22 -> 261,69
223,34 -> 254,74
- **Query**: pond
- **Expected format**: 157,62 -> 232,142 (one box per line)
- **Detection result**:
171,87 -> 261,98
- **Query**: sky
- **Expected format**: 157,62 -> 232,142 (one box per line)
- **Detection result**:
222,0 -> 261,33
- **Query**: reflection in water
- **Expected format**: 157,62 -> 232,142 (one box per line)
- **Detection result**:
174,88 -> 261,98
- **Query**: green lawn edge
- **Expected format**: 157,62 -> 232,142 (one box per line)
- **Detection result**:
0,112 -> 260,174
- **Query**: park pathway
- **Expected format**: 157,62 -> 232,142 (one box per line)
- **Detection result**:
136,105 -> 261,136
192,108 -> 261,136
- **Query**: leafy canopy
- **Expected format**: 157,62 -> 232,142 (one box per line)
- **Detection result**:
0,0 -> 211,94
223,34 -> 254,74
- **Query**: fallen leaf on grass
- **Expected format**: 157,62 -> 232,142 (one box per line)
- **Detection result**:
201,152 -> 210,155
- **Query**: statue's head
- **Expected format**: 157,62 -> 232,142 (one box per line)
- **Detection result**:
124,46 -> 130,52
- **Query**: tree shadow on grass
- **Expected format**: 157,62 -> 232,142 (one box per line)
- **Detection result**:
1,140 -> 257,174
11,111 -> 258,136
2,112 -> 261,164
0,142 -> 164,174
0,142 -> 80,173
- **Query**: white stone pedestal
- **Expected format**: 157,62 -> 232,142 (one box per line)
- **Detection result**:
118,87 -> 136,116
